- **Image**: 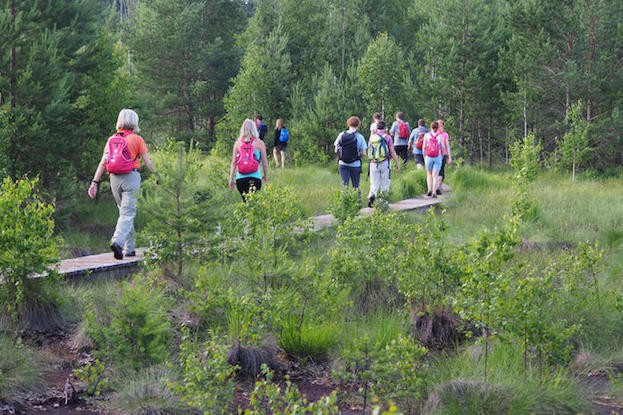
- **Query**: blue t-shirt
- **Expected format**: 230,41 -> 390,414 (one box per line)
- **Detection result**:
409,126 -> 429,155
390,121 -> 411,146
334,130 -> 367,167
235,149 -> 263,180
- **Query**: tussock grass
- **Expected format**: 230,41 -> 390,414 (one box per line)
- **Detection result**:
108,365 -> 191,415
0,335 -> 47,400
427,341 -> 589,415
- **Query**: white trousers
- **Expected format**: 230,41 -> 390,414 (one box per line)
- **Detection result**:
110,170 -> 141,254
368,159 -> 390,199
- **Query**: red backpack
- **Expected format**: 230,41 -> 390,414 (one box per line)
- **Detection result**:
105,132 -> 136,174
398,121 -> 409,139
425,133 -> 440,157
237,139 -> 259,174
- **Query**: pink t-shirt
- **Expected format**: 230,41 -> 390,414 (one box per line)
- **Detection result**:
438,132 -> 449,156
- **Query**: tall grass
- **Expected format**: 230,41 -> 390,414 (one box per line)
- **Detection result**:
0,335 -> 47,400
426,341 -> 589,415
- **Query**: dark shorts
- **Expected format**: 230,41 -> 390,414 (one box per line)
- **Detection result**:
274,142 -> 287,152
414,153 -> 424,165
236,177 -> 262,201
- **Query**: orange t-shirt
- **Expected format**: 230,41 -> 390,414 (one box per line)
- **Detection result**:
116,129 -> 147,170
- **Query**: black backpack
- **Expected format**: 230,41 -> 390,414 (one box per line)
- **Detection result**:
338,132 -> 360,163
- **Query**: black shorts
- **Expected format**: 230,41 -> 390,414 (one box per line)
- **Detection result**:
274,142 -> 287,152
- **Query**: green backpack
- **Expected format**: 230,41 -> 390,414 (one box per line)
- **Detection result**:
369,133 -> 390,162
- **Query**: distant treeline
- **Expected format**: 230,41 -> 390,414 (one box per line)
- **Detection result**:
1,0 -> 622,191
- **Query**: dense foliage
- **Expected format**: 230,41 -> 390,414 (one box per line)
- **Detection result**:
2,0 -> 622,205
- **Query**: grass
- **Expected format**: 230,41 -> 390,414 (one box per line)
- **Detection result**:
427,341 -> 589,415
0,335 -> 47,400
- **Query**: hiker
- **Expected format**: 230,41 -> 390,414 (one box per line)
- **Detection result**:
389,112 -> 411,164
369,112 -> 382,136
229,119 -> 269,200
272,118 -> 288,169
88,108 -> 158,260
437,119 -> 452,190
408,119 -> 429,170
255,114 -> 268,141
367,121 -> 401,208
334,116 -> 367,189
422,120 -> 447,198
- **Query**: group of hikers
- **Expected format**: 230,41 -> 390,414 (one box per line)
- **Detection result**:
88,108 -> 451,260
334,112 -> 452,207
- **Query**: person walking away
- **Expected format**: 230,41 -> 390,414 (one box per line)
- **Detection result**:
230,119 -> 269,201
272,118 -> 288,169
334,116 -> 367,189
408,119 -> 428,170
255,114 -> 268,141
437,119 -> 452,193
389,112 -> 411,164
88,108 -> 158,260
369,112 -> 382,136
367,121 -> 401,207
422,120 -> 447,198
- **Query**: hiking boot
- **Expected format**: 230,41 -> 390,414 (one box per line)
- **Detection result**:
110,243 -> 123,260
432,193 -> 437,198
368,195 -> 375,208
436,189 -> 442,195
427,191 -> 432,197
125,250 -> 136,257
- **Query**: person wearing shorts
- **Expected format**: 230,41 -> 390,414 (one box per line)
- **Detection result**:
422,120 -> 447,198
273,118 -> 287,169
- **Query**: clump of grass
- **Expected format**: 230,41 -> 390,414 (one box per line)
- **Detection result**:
277,317 -> 340,362
427,341 -> 589,414
0,335 -> 47,400
108,365 -> 191,415
392,168 -> 428,200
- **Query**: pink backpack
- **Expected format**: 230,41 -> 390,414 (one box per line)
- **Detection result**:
105,132 -> 136,174
237,139 -> 259,174
425,133 -> 440,157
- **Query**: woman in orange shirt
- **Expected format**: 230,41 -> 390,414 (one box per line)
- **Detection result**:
88,109 -> 158,260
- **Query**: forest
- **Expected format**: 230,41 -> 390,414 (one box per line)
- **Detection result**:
1,0 -> 623,414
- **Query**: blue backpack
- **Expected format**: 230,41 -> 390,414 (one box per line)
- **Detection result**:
279,127 -> 289,143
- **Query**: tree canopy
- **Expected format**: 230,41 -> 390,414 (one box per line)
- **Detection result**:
1,0 -> 621,196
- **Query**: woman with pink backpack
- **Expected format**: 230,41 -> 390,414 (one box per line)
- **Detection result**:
229,119 -> 269,201
422,120 -> 448,198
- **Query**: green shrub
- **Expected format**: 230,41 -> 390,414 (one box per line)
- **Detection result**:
0,177 -> 62,328
241,366 -> 340,414
168,329 -> 236,415
85,277 -> 172,370
329,187 -> 361,225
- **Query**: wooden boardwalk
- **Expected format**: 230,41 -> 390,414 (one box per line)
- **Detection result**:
58,193 -> 445,278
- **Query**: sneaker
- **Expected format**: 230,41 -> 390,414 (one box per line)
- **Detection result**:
427,191 -> 432,197
110,242 -> 123,260
368,195 -> 375,208
436,189 -> 442,195
125,251 -> 136,257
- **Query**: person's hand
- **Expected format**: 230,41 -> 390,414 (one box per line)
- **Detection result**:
88,181 -> 98,199
396,163 -> 401,171
229,179 -> 235,190
262,175 -> 267,183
